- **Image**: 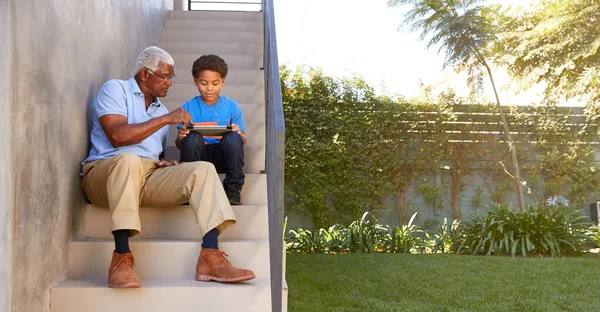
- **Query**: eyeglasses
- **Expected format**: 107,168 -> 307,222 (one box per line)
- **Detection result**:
146,68 -> 176,81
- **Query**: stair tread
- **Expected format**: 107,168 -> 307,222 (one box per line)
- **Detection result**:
55,277 -> 271,288
72,238 -> 267,243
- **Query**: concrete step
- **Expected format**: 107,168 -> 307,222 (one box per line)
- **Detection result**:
168,10 -> 261,22
158,41 -> 262,55
69,239 -> 270,279
172,69 -> 264,86
51,278 -> 272,312
188,3 -> 262,12
81,204 -> 268,240
164,144 -> 265,174
165,19 -> 261,32
164,84 -> 264,103
161,29 -> 261,44
171,53 -> 263,71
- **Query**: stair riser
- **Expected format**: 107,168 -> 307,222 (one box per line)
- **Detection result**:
165,19 -> 261,32
164,84 -> 264,103
51,281 -> 271,312
69,240 -> 270,279
168,10 -> 261,22
158,42 -> 262,55
82,204 -> 268,240
161,30 -> 261,44
171,69 -> 264,86
171,54 -> 263,72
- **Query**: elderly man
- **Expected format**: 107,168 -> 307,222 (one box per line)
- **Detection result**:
82,46 -> 254,288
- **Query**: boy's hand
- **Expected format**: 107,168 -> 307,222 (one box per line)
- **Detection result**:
231,123 -> 242,135
178,126 -> 190,140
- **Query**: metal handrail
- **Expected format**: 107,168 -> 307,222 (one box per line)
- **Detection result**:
262,0 -> 285,311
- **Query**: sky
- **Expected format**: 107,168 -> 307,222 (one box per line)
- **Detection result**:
273,0 -> 536,103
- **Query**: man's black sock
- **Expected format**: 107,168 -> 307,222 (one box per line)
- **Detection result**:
202,228 -> 219,250
112,229 -> 131,254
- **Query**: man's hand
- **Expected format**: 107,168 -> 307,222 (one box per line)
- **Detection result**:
164,107 -> 192,126
158,159 -> 179,167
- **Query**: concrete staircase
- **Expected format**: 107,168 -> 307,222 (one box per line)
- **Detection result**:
50,10 -> 287,311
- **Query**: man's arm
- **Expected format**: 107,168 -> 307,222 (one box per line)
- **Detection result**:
100,107 -> 191,148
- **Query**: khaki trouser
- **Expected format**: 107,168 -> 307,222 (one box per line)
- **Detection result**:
82,153 -> 236,237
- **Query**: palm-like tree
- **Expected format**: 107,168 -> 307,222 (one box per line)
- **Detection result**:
388,0 -> 525,211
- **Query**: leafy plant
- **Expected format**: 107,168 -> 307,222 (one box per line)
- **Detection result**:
419,181 -> 443,209
432,218 -> 461,253
451,204 -> 591,257
393,212 -> 427,253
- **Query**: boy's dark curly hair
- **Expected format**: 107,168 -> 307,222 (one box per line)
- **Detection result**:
191,54 -> 228,78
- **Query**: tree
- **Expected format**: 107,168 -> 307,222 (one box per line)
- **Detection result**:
495,0 -> 600,106
387,0 -> 526,211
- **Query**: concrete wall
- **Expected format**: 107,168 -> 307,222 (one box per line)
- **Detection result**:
9,1 -> 172,311
0,0 -> 13,311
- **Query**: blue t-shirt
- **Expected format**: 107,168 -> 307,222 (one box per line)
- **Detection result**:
180,95 -> 246,145
84,77 -> 170,163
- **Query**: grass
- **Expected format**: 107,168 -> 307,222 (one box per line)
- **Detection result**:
286,253 -> 600,311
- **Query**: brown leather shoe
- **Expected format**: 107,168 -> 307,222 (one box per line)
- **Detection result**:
108,251 -> 141,288
196,248 -> 255,283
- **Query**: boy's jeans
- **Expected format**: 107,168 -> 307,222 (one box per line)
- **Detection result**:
180,131 -> 245,187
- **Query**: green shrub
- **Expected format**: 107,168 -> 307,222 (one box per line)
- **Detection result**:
451,204 -> 591,257
586,226 -> 600,249
431,218 -> 461,253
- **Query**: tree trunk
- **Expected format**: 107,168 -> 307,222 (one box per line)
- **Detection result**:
484,64 -> 525,211
451,159 -> 461,221
396,186 -> 407,225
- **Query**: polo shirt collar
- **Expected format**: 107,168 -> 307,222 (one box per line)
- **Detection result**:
129,77 -> 142,94
128,77 -> 163,107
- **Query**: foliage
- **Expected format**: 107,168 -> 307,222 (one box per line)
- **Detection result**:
587,226 -> 600,248
431,217 -> 461,253
281,66 -> 379,227
286,212 -> 428,254
451,204 -> 591,257
388,0 -> 526,211
286,205 -> 595,257
494,0 -> 600,106
282,65 -> 600,228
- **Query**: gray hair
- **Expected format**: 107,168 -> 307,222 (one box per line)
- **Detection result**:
135,46 -> 174,74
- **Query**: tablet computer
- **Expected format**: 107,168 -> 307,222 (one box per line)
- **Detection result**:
187,125 -> 233,136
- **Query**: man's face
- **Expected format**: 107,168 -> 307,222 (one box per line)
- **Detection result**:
143,61 -> 174,98
193,70 -> 225,105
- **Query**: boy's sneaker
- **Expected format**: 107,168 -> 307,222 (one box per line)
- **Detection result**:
224,184 -> 242,205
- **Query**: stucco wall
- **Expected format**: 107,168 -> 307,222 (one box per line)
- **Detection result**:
10,1 -> 172,311
1,0 -> 13,311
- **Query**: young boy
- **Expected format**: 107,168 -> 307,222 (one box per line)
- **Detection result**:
176,54 -> 247,205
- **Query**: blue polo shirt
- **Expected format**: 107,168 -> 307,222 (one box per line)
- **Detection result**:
180,95 -> 246,145
84,77 -> 170,163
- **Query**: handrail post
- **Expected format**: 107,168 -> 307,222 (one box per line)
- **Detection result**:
263,0 -> 285,311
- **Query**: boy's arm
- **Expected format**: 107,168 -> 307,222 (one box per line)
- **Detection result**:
231,123 -> 247,145
231,102 -> 247,145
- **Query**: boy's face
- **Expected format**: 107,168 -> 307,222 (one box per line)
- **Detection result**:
193,69 -> 225,105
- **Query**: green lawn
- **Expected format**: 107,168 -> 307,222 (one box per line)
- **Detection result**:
286,253 -> 600,312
